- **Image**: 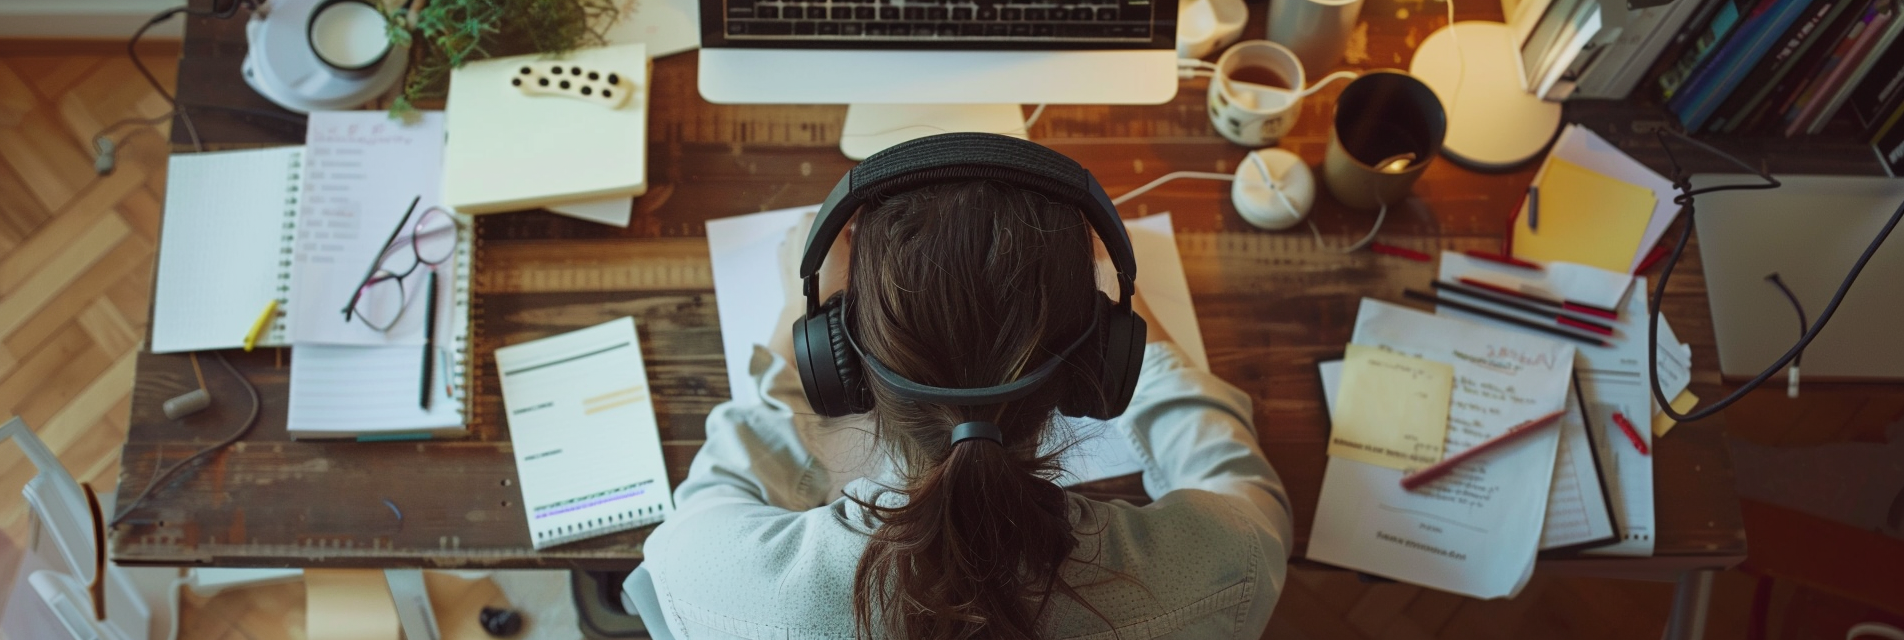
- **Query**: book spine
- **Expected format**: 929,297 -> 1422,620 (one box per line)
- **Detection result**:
1660,0 -> 1754,98
1690,0 -> 1820,128
1713,0 -> 1839,131
1847,36 -> 1904,131
1810,2 -> 1904,132
1792,3 -> 1894,133
1780,4 -> 1878,132
1743,0 -> 1873,130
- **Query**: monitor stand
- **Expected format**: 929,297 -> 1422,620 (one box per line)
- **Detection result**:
840,104 -> 1028,160
1408,21 -> 1562,170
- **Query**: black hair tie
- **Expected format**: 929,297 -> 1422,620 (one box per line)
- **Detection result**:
950,421 -> 1003,446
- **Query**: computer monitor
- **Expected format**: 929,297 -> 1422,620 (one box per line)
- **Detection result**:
698,0 -> 1182,158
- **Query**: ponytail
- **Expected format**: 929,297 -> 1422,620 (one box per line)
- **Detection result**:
850,419 -> 1082,640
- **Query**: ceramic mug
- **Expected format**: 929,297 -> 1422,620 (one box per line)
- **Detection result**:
1207,40 -> 1307,148
1322,70 -> 1447,210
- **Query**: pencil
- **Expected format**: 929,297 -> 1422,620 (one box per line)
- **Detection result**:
243,299 -> 279,352
1402,289 -> 1610,347
420,271 -> 438,410
1430,281 -> 1615,335
1455,277 -> 1620,320
1401,409 -> 1568,491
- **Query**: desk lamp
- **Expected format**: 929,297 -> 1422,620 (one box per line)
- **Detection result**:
243,0 -> 408,113
1407,0 -> 1634,169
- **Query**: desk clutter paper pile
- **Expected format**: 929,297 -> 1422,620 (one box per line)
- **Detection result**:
151,111 -> 476,440
705,207 -> 1209,486
1510,125 -> 1682,273
1311,253 -> 1694,599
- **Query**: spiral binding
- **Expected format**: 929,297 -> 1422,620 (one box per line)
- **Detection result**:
269,153 -> 301,343
448,213 -> 475,419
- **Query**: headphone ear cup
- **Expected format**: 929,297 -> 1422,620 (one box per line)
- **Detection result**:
792,296 -> 871,417
825,302 -> 874,414
1057,295 -> 1145,419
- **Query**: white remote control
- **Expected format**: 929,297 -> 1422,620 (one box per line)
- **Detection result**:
511,63 -> 636,109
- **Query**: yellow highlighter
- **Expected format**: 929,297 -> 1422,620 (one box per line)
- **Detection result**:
243,299 -> 279,351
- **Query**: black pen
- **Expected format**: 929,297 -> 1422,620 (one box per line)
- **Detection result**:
1403,289 -> 1609,347
420,271 -> 438,410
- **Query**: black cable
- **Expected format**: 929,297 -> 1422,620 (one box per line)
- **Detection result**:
103,0 -> 258,155
109,351 -> 262,526
1647,128 -> 1904,423
1763,273 -> 1807,367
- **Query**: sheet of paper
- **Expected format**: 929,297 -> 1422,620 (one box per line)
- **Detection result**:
1527,125 -> 1682,273
1511,158 -> 1658,273
1328,344 -> 1454,471
306,569 -> 400,640
1307,299 -> 1574,599
151,147 -> 304,353
1436,267 -> 1661,557
290,111 -> 448,346
1654,390 -> 1697,437
496,317 -> 674,549
287,344 -> 464,437
548,196 -> 634,227
706,209 -> 1207,485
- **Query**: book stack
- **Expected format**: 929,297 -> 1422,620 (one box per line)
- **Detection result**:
1652,0 -> 1904,146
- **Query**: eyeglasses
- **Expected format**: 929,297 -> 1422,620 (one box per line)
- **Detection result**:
342,196 -> 458,332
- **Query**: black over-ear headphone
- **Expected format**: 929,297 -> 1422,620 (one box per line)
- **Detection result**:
792,132 -> 1146,420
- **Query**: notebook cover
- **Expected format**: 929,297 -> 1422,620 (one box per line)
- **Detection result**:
442,44 -> 650,215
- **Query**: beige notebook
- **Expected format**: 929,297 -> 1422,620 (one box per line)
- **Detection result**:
442,44 -> 651,214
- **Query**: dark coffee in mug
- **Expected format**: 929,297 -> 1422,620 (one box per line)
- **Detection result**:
1227,65 -> 1293,90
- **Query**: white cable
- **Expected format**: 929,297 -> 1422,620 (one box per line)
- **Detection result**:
1110,171 -> 1237,206
1018,104 -> 1048,132
1297,71 -> 1361,98
1850,623 -> 1904,640
1305,201 -> 1389,253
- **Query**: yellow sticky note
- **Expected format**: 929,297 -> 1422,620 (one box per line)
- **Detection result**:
1329,344 -> 1456,471
1653,390 -> 1698,438
1512,158 -> 1657,272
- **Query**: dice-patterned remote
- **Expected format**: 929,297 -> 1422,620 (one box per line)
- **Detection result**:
511,63 -> 635,109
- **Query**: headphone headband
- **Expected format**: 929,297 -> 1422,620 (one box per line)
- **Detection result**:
801,133 -> 1137,312
839,296 -> 1102,406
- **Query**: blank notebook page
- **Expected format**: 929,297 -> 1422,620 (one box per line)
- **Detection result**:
151,147 -> 302,353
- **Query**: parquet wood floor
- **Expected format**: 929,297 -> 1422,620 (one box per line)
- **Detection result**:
2,44 -> 1900,640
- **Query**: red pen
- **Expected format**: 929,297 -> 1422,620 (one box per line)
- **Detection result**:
1612,412 -> 1651,456
1455,277 -> 1621,321
1401,409 -> 1568,491
1369,242 -> 1432,262
1463,250 -> 1544,271
1634,245 -> 1670,273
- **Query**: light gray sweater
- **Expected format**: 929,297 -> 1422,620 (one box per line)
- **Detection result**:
626,341 -> 1293,639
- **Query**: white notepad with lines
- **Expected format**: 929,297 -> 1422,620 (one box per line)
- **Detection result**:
495,317 -> 674,549
151,147 -> 302,353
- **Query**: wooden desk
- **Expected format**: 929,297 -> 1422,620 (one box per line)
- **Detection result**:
116,0 -> 1759,572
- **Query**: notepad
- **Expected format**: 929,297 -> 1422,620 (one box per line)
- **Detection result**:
286,343 -> 466,439
496,317 -> 675,549
1328,345 -> 1454,471
150,147 -> 303,353
1511,158 -> 1657,273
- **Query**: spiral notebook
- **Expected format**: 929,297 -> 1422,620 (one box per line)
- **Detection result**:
495,317 -> 674,549
151,147 -> 303,353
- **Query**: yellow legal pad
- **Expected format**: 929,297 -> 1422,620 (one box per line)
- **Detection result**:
1327,344 -> 1455,471
1512,158 -> 1657,273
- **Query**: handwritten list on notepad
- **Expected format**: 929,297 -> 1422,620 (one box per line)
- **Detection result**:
1329,345 -> 1454,471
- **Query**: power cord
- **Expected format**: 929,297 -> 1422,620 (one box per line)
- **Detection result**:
109,351 -> 262,526
92,0 -> 265,173
1763,272 -> 1806,397
1647,128 -> 1904,422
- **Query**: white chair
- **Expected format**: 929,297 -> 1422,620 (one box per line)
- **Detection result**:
0,416 -> 174,640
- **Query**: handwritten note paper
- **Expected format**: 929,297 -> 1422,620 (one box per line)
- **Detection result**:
1330,344 -> 1454,471
1309,299 -> 1575,599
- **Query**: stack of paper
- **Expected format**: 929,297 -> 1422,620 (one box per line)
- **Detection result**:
1437,252 -> 1693,557
1309,299 -> 1578,599
1511,125 -> 1681,273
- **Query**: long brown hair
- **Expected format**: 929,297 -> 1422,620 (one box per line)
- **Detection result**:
846,180 -> 1112,639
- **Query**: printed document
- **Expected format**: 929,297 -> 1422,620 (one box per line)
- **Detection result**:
1308,299 -> 1575,599
496,317 -> 674,549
